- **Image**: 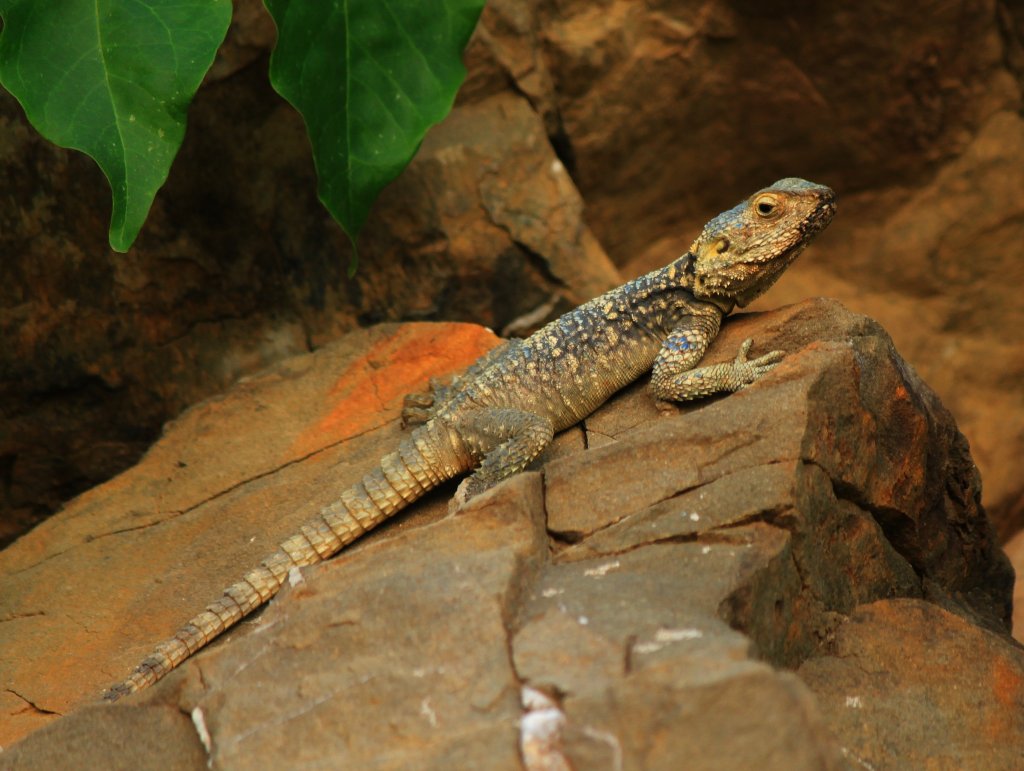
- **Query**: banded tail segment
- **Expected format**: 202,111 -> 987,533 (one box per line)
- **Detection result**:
104,420 -> 469,700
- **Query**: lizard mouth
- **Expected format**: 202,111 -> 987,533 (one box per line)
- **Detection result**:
799,193 -> 837,238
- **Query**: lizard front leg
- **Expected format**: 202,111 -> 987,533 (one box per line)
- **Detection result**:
650,315 -> 784,402
451,407 -> 554,506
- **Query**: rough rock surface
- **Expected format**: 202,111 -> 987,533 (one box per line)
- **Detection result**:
0,82 -> 617,546
1006,529 -> 1024,641
4,0 -> 1024,547
1,301 -> 1017,768
800,599 -> 1024,771
501,0 -> 1024,535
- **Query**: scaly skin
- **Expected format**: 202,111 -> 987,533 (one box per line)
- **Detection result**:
104,178 -> 835,700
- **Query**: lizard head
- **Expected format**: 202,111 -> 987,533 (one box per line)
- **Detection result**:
688,178 -> 836,308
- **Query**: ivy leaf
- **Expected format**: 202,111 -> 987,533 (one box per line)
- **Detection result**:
264,0 -> 485,253
0,0 -> 232,251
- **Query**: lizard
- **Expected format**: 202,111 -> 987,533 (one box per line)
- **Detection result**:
104,177 -> 836,700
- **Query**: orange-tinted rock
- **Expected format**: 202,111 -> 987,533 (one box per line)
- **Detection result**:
0,322 -> 498,746
0,303 -> 1015,766
799,599 -> 1024,770
0,81 -> 616,547
3,0 -> 1023,553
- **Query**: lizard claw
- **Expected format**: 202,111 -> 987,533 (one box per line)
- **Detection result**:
401,391 -> 435,428
734,338 -> 755,362
450,476 -> 486,514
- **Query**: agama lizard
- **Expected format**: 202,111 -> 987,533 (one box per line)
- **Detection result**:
105,177 -> 835,700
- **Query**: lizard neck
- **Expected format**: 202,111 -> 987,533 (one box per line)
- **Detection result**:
625,253 -> 729,336
674,251 -> 736,314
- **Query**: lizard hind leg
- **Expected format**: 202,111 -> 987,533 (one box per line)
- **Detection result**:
402,340 -> 522,428
401,377 -> 448,427
452,407 -> 554,507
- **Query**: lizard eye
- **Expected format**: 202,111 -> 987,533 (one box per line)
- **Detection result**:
754,195 -> 780,218
715,237 -> 730,254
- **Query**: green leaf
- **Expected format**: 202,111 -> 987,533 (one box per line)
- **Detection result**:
264,0 -> 485,248
0,0 -> 232,251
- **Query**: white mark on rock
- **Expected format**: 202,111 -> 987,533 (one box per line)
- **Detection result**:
840,746 -> 877,770
191,706 -> 213,759
633,627 -> 703,654
845,695 -> 864,709
689,512 -> 701,522
541,587 -> 564,598
420,697 -> 438,727
550,159 -> 565,175
584,560 -> 621,577
632,641 -> 662,654
522,686 -> 554,712
582,725 -> 624,771
287,566 -> 304,587
656,627 -> 703,642
520,687 -> 570,771
578,616 -> 589,625
701,546 -> 712,555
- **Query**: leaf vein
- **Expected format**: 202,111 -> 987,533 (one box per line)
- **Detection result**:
378,0 -> 445,93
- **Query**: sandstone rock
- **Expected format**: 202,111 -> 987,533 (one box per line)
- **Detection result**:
0,322 -> 500,747
0,705 -> 206,771
4,0 -> 1023,557
206,0 -> 278,82
0,301 -> 1016,768
481,0 -> 1024,537
0,81 -> 616,546
799,599 -> 1024,770
527,0 -> 1019,261
548,299 -> 1012,638
739,110 -> 1024,540
1003,527 -> 1024,642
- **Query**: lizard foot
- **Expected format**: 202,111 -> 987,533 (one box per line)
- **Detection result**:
449,476 -> 488,514
733,338 -> 785,389
401,405 -> 433,428
401,377 -> 454,427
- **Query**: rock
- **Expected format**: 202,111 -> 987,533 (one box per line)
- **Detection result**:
475,0 -> 1024,537
206,0 -> 278,82
1003,528 -> 1024,642
548,299 -> 1012,639
740,110 -> 1024,540
0,705 -> 207,771
0,322 -> 500,748
0,300 -> 1016,767
798,599 -> 1024,770
0,82 -> 617,546
4,0 -> 1023,561
523,0 -> 1018,261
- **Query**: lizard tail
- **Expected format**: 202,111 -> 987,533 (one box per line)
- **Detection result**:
104,420 -> 469,701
